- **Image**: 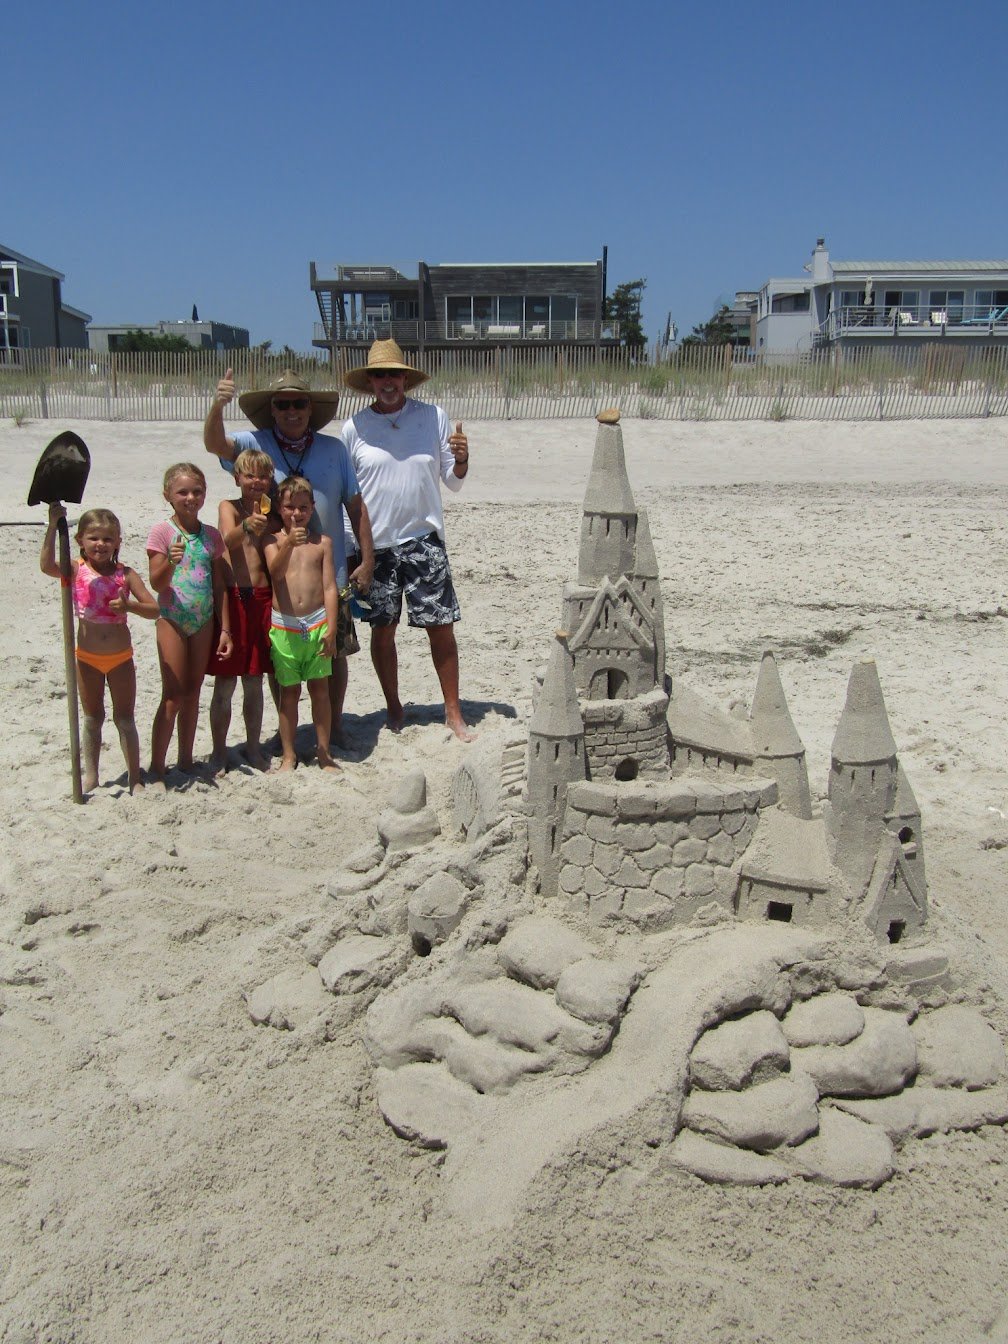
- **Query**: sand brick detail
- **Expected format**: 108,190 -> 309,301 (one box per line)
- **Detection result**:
559,776 -> 760,930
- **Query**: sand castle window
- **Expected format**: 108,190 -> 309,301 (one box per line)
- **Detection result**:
614,758 -> 639,781
898,825 -> 917,858
767,901 -> 793,922
887,920 -> 905,944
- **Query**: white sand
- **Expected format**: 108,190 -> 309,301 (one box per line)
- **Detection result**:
1,416 -> 1007,1343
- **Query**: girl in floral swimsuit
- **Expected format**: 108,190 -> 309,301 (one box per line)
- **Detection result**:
146,463 -> 233,781
40,504 -> 158,794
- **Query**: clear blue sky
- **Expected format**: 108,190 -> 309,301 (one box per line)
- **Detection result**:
8,0 -> 1008,350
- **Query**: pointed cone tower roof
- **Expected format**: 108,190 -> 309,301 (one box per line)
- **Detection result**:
531,633 -> 584,739
831,659 -> 898,763
749,651 -> 805,755
634,506 -> 658,579
582,412 -> 636,517
891,762 -> 920,819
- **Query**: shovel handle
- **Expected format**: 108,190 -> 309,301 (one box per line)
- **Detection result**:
57,517 -> 84,804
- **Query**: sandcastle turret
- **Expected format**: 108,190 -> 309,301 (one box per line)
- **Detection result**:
526,633 -> 586,897
578,409 -> 637,585
825,659 -> 900,891
748,651 -> 812,819
632,506 -> 667,686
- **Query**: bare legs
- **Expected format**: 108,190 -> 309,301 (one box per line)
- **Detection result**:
370,623 -> 404,731
329,654 -> 350,748
76,657 -> 143,793
427,624 -> 475,741
150,618 -> 214,779
277,679 -> 338,772
210,675 -> 267,772
369,622 -> 473,741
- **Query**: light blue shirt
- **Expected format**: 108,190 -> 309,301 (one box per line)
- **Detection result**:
226,428 -> 360,586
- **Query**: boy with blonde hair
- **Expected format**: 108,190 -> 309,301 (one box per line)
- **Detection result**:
209,448 -> 278,772
263,477 -> 340,772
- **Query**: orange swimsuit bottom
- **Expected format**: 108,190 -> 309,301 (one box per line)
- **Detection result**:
76,646 -> 134,674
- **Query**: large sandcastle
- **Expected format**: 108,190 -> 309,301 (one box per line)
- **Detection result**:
247,413 -> 1006,1204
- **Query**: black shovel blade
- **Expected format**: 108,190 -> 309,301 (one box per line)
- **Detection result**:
27,431 -> 91,506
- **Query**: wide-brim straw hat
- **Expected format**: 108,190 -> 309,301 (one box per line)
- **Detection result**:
238,370 -> 340,432
343,339 -> 429,394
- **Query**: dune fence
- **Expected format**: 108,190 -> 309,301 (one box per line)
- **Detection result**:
2,344 -> 1008,423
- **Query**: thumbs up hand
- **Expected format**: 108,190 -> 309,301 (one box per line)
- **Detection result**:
215,366 -> 236,405
449,421 -> 469,472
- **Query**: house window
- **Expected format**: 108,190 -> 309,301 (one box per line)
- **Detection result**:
497,296 -> 522,323
446,296 -> 473,325
884,290 -> 920,319
970,290 -> 1008,319
928,290 -> 964,323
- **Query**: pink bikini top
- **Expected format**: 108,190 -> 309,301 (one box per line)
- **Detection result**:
73,561 -> 128,625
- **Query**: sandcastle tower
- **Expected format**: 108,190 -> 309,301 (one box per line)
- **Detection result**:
577,408 -> 637,585
526,633 -> 586,898
825,659 -> 901,892
555,411 -> 668,780
630,506 -> 667,687
748,651 -> 812,819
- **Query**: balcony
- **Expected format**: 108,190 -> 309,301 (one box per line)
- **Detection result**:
313,318 -> 619,347
820,303 -> 1008,342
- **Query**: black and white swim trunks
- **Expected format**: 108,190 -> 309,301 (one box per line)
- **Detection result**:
365,532 -> 461,628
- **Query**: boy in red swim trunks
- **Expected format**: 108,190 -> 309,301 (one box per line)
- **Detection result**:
208,449 -> 278,772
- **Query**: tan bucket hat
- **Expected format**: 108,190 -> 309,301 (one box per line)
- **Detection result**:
343,338 -> 430,394
238,370 -> 340,432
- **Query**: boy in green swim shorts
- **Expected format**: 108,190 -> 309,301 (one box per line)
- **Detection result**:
263,476 -> 340,772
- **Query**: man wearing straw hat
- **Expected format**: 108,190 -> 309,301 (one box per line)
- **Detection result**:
203,367 -> 374,745
342,339 -> 473,741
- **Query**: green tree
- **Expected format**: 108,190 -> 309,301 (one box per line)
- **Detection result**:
680,304 -> 736,348
115,329 -> 193,353
605,278 -> 646,349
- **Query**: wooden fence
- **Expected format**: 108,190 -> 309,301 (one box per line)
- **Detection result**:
2,343 -> 1008,422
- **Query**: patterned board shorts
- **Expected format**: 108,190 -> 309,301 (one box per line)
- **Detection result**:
365,532 -> 461,628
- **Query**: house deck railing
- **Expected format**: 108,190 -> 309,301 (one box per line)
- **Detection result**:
821,303 -> 1008,340
312,319 -> 619,346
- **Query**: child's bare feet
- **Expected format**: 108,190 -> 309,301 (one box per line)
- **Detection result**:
129,777 -> 145,795
317,748 -> 340,772
83,768 -> 99,792
210,751 -> 229,778
276,755 -> 297,773
245,748 -> 269,772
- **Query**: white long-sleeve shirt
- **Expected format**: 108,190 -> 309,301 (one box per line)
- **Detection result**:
341,400 -> 464,550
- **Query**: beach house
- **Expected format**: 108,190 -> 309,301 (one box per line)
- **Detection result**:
755,239 -> 1008,354
0,245 -> 91,359
309,255 -> 619,356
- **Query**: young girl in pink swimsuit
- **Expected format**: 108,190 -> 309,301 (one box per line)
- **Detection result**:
40,504 -> 158,794
147,463 -> 233,782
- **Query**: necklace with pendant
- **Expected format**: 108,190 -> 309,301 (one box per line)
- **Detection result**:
378,399 -> 409,431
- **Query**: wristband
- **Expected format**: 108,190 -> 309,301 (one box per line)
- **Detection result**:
241,518 -> 251,535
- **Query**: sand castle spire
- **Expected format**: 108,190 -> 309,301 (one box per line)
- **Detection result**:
748,651 -> 812,818
527,632 -> 587,898
578,409 -> 637,585
830,658 -> 898,764
826,659 -> 900,893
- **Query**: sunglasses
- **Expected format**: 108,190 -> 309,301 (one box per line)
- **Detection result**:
368,370 -> 404,380
272,397 -> 310,411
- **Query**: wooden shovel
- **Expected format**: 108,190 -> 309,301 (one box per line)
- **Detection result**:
27,432 -> 91,803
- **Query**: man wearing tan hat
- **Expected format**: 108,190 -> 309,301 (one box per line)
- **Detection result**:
342,339 -> 472,741
203,368 -> 374,745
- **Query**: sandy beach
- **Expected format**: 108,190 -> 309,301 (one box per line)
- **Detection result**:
1,414 -> 1007,1344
